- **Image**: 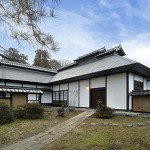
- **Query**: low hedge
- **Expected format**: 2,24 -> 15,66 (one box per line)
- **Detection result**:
16,103 -> 44,119
0,103 -> 14,125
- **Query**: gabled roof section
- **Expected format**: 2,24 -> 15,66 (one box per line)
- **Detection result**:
74,46 -> 106,62
58,45 -> 126,72
49,55 -> 138,84
96,45 -> 125,58
0,59 -> 57,74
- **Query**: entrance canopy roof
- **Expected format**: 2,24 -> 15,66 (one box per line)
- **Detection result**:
0,87 -> 43,94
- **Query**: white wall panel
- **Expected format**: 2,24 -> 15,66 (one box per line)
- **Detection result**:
23,84 -> 36,88
53,85 -> 59,91
148,81 -> 150,90
69,82 -> 78,107
134,75 -> 143,82
144,78 -> 148,90
37,85 -> 51,89
90,77 -> 105,88
28,94 -> 36,100
79,80 -> 89,107
107,73 -> 126,110
6,82 -> 22,87
129,73 -> 134,110
0,81 -> 5,85
41,91 -> 52,103
60,83 -> 68,90
0,65 -> 54,83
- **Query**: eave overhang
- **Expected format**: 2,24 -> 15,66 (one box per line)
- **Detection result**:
50,63 -> 150,85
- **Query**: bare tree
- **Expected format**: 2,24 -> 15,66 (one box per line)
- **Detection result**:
58,59 -> 72,67
0,0 -> 59,51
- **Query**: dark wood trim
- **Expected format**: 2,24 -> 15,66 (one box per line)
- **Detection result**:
26,93 -> 28,104
78,81 -> 80,107
132,95 -> 133,111
59,84 -> 60,103
90,87 -> 106,91
126,72 -> 129,111
4,78 -> 50,85
68,83 -> 69,106
10,93 -> 12,106
105,76 -> 107,106
52,85 -> 53,104
89,79 -> 91,108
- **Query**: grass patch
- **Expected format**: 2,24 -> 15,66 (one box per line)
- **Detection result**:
46,115 -> 150,150
0,109 -> 82,148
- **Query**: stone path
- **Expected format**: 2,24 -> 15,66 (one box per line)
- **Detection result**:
2,110 -> 95,150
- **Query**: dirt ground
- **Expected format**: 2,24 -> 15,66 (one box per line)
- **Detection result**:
0,109 -> 82,149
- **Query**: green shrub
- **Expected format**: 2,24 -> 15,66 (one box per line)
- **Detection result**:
16,103 -> 44,119
16,105 -> 26,118
0,103 -> 14,125
57,103 -> 65,117
25,103 -> 44,119
95,101 -> 115,118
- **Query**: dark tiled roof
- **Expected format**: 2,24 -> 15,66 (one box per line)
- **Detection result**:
0,59 -> 57,73
130,90 -> 150,96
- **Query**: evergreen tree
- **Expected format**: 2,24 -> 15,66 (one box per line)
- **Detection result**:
33,49 -> 51,68
3,48 -> 28,64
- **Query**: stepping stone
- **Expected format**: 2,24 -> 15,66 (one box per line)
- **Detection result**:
123,124 -> 133,127
101,122 -> 109,126
80,123 -> 86,126
110,123 -> 118,126
137,123 -> 145,126
145,121 -> 150,123
91,123 -> 96,126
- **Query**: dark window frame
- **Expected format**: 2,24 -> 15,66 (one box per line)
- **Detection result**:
52,90 -> 68,104
134,80 -> 143,90
0,92 -> 11,99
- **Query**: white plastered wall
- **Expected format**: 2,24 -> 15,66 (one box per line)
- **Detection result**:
148,81 -> 150,90
41,90 -> 52,103
107,73 -> 127,110
23,83 -> 36,88
60,83 -> 68,90
129,73 -> 134,110
69,82 -> 79,107
90,77 -> 105,88
53,85 -> 59,91
143,78 -> 148,90
6,82 -> 22,87
79,79 -> 89,107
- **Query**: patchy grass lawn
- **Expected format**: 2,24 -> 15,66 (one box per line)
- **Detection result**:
0,109 -> 81,149
45,115 -> 150,150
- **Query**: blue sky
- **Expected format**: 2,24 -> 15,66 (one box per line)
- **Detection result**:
0,0 -> 150,67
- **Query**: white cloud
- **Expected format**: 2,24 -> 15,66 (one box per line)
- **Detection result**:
44,9 -> 112,61
122,33 -> 150,67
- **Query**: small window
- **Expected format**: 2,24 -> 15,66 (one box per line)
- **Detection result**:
0,92 -> 11,99
28,94 -> 40,103
134,80 -> 143,90
52,90 -> 68,104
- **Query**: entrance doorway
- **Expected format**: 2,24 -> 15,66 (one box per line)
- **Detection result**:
90,88 -> 106,108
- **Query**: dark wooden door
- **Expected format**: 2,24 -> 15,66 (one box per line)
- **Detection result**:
90,88 -> 106,108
